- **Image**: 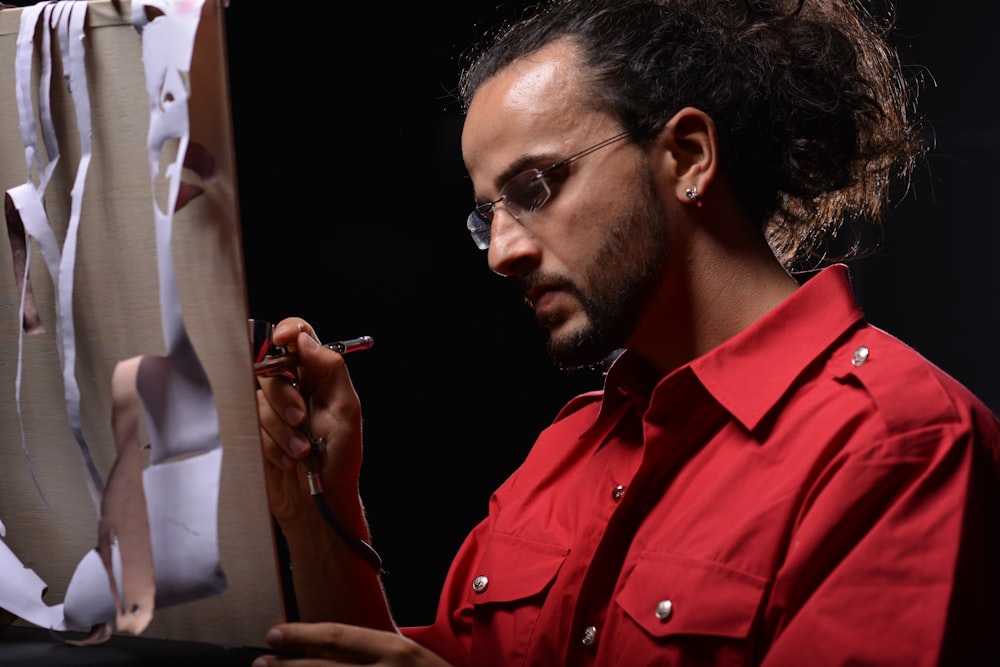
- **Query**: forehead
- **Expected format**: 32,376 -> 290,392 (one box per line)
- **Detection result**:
462,41 -> 604,184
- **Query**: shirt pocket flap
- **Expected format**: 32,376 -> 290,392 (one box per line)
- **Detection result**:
617,554 -> 768,639
467,532 -> 569,606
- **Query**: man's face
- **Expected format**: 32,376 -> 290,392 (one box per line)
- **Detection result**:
462,41 -> 668,369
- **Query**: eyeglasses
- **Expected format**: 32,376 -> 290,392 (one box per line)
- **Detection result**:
466,130 -> 632,250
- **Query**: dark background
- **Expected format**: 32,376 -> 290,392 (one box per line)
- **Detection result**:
223,2 -> 1000,627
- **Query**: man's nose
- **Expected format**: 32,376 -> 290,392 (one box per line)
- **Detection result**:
487,207 -> 541,277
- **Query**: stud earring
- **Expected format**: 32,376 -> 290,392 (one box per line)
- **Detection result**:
685,187 -> 703,208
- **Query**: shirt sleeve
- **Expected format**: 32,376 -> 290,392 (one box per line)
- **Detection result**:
759,402 -> 1000,664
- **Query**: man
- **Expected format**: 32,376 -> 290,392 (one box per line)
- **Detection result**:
252,1 -> 1000,665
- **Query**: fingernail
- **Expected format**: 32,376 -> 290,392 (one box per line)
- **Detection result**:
289,436 -> 310,456
252,658 -> 268,667
285,406 -> 305,423
305,336 -> 320,350
266,627 -> 283,645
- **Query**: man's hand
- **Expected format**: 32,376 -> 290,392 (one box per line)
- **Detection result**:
252,622 -> 454,667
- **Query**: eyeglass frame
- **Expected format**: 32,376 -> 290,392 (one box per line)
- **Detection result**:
466,130 -> 632,250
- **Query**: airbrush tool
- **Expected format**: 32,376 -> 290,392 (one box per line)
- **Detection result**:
250,318 -> 373,378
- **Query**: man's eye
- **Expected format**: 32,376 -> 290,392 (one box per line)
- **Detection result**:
506,171 -> 551,212
515,181 -> 549,211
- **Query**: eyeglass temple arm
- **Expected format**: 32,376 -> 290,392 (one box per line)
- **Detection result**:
544,130 -> 632,172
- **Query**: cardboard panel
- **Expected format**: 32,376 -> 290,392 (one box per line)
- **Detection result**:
0,0 -> 283,646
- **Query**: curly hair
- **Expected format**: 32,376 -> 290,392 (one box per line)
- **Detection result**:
458,0 -> 927,269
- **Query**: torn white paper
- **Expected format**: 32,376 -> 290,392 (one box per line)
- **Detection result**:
0,0 -> 229,639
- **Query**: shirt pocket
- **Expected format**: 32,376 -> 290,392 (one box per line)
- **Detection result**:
466,531 -> 568,605
465,532 -> 569,666
616,552 -> 768,641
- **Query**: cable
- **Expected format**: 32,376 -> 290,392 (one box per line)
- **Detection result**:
303,440 -> 384,576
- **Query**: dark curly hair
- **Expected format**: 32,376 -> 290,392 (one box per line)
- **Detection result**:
458,0 -> 927,269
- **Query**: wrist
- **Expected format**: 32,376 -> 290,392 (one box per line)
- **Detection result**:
278,490 -> 382,574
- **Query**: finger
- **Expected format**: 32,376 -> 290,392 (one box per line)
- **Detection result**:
258,372 -> 309,426
265,623 -> 378,663
249,650 -> 309,667
256,388 -> 311,468
295,334 -> 358,402
256,400 -> 295,470
272,317 -> 318,351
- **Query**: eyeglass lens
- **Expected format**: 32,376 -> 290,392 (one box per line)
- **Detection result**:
480,170 -> 552,223
466,170 -> 552,250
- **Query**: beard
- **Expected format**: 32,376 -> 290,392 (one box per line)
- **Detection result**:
535,170 -> 668,370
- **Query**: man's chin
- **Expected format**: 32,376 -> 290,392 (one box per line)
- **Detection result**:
546,327 -> 611,370
541,316 -> 578,347
548,346 -> 610,371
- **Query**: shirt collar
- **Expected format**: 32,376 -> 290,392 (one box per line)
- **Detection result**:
599,263 -> 865,433
687,263 -> 865,431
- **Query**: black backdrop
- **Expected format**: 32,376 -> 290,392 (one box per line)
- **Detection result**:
225,2 -> 1000,627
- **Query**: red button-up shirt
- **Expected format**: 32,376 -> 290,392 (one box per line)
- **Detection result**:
402,264 -> 1000,666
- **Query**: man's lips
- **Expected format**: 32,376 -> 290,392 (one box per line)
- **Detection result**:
526,287 -> 561,318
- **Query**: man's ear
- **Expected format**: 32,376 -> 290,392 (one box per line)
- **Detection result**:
653,106 -> 717,208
